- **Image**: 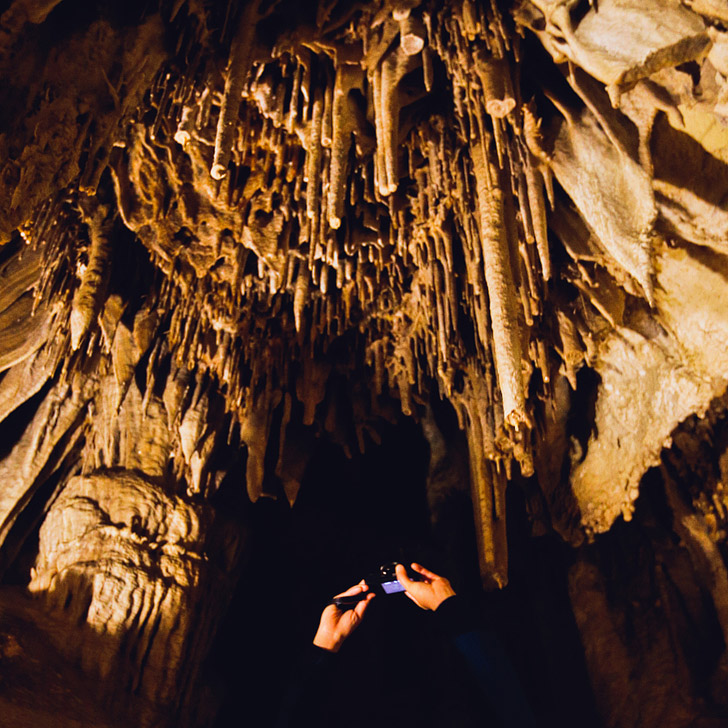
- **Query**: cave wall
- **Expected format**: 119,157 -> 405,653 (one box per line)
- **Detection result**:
1,0 -> 728,725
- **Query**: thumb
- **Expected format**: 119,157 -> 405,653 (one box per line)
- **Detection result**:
395,563 -> 414,589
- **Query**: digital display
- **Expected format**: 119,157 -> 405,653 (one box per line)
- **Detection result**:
381,580 -> 405,594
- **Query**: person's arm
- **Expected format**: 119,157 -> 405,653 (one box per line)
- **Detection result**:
276,582 -> 374,727
395,563 -> 537,728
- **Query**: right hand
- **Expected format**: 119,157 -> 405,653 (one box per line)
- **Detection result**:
313,581 -> 374,653
395,562 -> 456,611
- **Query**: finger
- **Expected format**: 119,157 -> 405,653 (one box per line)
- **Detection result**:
339,597 -> 368,634
411,562 -> 439,581
395,563 -> 414,587
353,591 -> 375,620
333,583 -> 368,599
319,604 -> 340,624
321,603 -> 339,616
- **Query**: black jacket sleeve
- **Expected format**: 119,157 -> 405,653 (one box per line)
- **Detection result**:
274,643 -> 337,728
434,595 -> 538,728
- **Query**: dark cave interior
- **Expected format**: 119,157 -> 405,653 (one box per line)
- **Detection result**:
209,413 -> 600,728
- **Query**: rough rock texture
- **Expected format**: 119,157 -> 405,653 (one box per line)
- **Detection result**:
0,0 -> 728,726
572,244 -> 728,533
28,472 -> 227,724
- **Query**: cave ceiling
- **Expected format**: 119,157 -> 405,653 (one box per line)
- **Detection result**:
2,0 -> 728,722
2,0 -> 728,573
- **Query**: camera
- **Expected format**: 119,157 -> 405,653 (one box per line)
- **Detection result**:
332,561 -> 422,609
376,561 -> 407,594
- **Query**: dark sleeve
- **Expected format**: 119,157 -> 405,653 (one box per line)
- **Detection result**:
434,596 -> 538,728
274,643 -> 337,728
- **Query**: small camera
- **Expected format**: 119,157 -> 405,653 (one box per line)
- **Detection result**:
332,561 -> 422,609
376,561 -> 407,595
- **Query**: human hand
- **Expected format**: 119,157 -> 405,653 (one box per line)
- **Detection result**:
312,581 -> 375,653
395,563 -> 456,611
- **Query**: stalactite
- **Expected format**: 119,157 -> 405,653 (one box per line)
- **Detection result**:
470,137 -> 527,428
523,157 -> 551,281
211,2 -> 261,180
328,63 -> 364,229
473,49 -> 515,120
372,46 -> 421,196
69,199 -> 112,351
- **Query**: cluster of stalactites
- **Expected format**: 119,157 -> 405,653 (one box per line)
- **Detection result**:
149,8 -> 549,443
98,0 -> 567,584
29,0 -> 714,584
12,0 -> 725,586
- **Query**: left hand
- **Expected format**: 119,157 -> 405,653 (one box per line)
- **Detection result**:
313,581 -> 375,653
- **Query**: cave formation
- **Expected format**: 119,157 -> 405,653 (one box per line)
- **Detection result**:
1,0 -> 728,725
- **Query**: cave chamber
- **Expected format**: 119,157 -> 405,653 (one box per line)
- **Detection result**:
1,0 -> 728,726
